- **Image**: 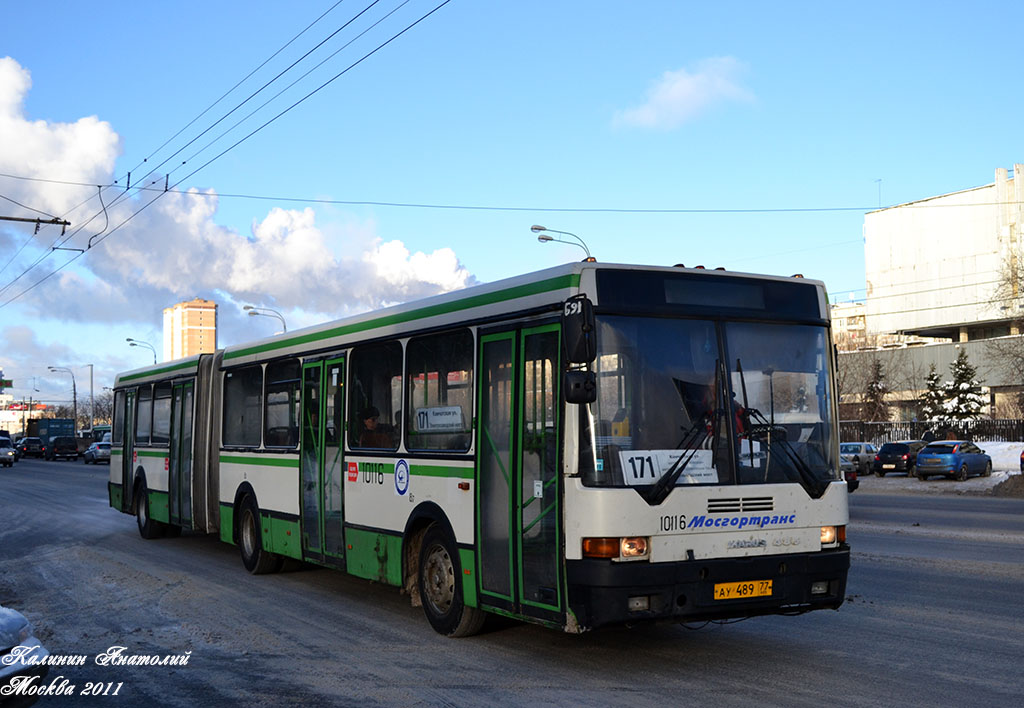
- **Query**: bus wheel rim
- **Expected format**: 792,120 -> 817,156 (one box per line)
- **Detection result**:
242,511 -> 257,556
423,543 -> 454,615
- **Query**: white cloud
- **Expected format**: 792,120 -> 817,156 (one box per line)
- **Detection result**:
0,57 -> 121,216
615,57 -> 753,130
0,56 -> 476,340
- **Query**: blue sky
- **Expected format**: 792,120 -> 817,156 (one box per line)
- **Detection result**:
1,1 -> 1021,409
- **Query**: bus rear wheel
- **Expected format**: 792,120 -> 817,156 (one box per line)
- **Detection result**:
418,524 -> 485,637
238,495 -> 283,574
136,482 -> 164,539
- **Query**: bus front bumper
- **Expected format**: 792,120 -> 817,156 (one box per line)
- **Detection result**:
565,547 -> 850,630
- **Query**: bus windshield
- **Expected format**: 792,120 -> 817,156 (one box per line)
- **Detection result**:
585,315 -> 837,495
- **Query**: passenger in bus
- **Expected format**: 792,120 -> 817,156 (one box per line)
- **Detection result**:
359,406 -> 395,448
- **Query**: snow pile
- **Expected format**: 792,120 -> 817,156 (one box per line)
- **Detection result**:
973,441 -> 1022,473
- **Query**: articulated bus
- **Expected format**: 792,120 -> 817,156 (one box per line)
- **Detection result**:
109,262 -> 849,636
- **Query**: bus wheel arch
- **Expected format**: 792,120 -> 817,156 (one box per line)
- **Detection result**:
234,484 -> 283,574
402,502 -> 455,606
417,523 -> 486,637
403,503 -> 484,637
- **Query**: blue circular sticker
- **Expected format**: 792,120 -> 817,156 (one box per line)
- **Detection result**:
394,459 -> 410,496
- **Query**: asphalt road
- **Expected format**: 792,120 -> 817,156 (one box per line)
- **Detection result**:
2,459 -> 1022,707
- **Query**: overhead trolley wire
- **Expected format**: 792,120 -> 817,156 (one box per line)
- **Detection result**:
0,0 -> 380,295
4,170 -> 1024,216
0,0 -> 455,310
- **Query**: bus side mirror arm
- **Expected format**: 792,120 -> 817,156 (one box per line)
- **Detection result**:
564,370 -> 596,404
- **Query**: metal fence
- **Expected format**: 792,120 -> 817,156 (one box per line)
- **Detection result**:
840,419 -> 1024,445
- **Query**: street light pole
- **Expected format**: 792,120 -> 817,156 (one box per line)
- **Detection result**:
531,224 -> 594,260
48,366 -> 77,435
243,305 -> 287,333
126,338 -> 157,365
86,363 -> 94,432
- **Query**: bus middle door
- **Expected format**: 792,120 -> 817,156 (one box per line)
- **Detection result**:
300,357 -> 346,566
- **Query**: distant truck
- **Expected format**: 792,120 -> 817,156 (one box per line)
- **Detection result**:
28,418 -> 75,448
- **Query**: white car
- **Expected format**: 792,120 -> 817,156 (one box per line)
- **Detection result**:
0,439 -> 15,467
83,442 -> 111,465
0,604 -> 50,701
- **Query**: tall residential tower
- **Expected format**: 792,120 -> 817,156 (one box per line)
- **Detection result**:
163,298 -> 217,361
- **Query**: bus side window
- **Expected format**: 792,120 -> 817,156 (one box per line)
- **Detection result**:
349,341 -> 402,451
406,329 -> 474,453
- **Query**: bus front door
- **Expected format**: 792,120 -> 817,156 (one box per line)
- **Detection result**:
300,357 -> 346,566
167,381 -> 194,528
477,325 -> 563,624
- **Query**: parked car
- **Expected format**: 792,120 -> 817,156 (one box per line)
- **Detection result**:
17,436 -> 43,458
43,435 -> 79,461
840,456 -> 859,492
0,438 -> 15,467
0,603 -> 49,701
840,442 -> 877,475
83,441 -> 111,464
915,441 -> 992,481
872,440 -> 927,477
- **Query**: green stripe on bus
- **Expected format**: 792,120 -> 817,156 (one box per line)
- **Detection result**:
219,454 -> 300,468
265,514 -> 302,559
224,273 -> 580,361
148,490 -> 169,524
118,359 -> 200,383
459,548 -> 478,608
109,484 -> 122,512
410,464 -> 473,479
135,449 -> 168,458
220,503 -> 234,544
345,528 -> 402,586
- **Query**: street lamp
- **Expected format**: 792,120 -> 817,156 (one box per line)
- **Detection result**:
126,338 -> 157,365
23,377 -> 40,436
243,305 -> 287,333
531,224 -> 594,261
48,366 -> 77,435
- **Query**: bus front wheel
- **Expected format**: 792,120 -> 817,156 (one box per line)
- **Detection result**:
417,524 -> 485,637
238,495 -> 283,574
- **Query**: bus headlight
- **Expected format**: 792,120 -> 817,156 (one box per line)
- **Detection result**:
582,536 -> 650,561
620,536 -> 649,560
820,525 -> 845,545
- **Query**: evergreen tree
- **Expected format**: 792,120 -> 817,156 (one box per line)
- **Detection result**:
864,358 -> 890,421
919,363 -> 945,423
942,350 -> 987,424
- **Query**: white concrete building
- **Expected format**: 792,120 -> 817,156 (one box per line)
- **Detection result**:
864,164 -> 1024,341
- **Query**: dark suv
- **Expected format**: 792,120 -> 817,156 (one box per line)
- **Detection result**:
44,436 -> 79,461
18,437 -> 43,458
873,440 -> 927,477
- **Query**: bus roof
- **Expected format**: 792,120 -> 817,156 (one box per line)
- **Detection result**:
115,262 -> 826,381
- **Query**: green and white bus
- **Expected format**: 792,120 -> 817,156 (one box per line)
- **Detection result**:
109,262 -> 850,636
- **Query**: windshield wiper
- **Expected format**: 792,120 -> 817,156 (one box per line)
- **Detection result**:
644,410 -> 715,505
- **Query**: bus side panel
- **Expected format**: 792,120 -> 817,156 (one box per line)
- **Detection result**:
343,458 -> 475,544
137,454 -> 169,523
219,455 -> 300,555
345,528 -> 402,585
109,451 -> 125,513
